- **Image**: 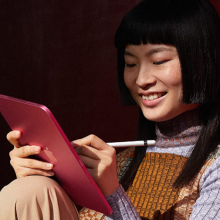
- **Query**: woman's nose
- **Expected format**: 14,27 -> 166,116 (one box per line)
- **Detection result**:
135,66 -> 156,88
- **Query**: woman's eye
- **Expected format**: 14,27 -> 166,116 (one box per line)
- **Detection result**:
125,63 -> 136,68
153,60 -> 169,65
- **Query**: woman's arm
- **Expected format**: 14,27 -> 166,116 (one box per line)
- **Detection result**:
7,130 -> 54,178
105,185 -> 141,220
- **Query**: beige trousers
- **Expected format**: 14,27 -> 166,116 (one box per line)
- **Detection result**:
0,176 -> 79,220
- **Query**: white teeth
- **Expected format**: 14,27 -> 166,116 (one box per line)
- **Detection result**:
142,93 -> 165,101
149,95 -> 154,100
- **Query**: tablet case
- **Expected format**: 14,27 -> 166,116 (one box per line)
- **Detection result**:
0,94 -> 112,215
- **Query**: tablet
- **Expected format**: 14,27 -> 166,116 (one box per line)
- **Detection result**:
0,94 -> 112,215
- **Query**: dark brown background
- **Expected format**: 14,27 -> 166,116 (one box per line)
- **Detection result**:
0,0 -> 219,189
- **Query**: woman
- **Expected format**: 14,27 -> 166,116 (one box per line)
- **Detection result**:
1,0 -> 220,219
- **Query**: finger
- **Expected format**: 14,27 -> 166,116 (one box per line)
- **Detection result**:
75,145 -> 101,160
78,154 -> 110,183
74,135 -> 110,151
7,130 -> 21,147
15,167 -> 55,178
71,141 -> 80,148
10,145 -> 41,158
78,155 -> 98,169
10,157 -> 53,171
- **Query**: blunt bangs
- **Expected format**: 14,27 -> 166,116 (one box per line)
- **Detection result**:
115,0 -> 181,48
115,0 -> 220,105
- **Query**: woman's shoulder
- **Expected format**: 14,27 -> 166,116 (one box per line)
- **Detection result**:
201,147 -> 220,182
198,146 -> 220,191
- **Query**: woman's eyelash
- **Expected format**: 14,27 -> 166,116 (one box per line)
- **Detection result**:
153,60 -> 169,65
125,60 -> 170,67
125,63 -> 136,68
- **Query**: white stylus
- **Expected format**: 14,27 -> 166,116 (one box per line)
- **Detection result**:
107,140 -> 156,148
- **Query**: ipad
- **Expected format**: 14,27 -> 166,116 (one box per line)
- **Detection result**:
0,94 -> 112,215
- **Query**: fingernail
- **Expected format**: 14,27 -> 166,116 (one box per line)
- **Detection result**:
13,130 -> 20,137
71,141 -> 79,148
34,146 -> 41,153
45,163 -> 53,169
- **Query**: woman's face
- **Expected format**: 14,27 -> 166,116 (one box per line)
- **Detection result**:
124,44 -> 199,122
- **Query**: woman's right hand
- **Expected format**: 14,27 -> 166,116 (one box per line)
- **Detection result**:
7,130 -> 54,178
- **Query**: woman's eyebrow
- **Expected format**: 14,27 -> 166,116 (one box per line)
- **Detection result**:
146,47 -> 173,56
124,46 -> 174,57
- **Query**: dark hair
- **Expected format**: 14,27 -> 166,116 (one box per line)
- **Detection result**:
115,0 -> 220,190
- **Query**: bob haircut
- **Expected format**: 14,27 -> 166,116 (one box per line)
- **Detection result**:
115,0 -> 220,105
114,0 -> 220,190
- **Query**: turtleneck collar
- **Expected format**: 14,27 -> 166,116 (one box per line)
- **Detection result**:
155,108 -> 202,148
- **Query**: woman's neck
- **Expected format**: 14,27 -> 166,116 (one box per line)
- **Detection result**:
155,108 -> 202,148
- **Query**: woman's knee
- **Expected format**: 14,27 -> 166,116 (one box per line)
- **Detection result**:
1,176 -> 58,201
0,176 -> 79,220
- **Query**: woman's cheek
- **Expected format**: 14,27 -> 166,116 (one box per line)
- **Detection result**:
124,71 -> 135,90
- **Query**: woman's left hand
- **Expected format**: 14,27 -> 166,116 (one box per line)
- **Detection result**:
72,134 -> 119,197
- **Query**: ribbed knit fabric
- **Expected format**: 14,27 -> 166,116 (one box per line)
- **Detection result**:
155,107 -> 201,148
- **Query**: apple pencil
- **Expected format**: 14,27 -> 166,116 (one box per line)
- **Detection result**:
107,140 -> 156,148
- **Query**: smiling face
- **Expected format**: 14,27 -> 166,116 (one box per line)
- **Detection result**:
124,44 -> 200,122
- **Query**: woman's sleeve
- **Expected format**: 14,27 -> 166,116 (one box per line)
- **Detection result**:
189,156 -> 220,220
105,185 -> 141,220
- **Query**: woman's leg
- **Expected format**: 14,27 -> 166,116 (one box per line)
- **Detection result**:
0,176 -> 79,220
